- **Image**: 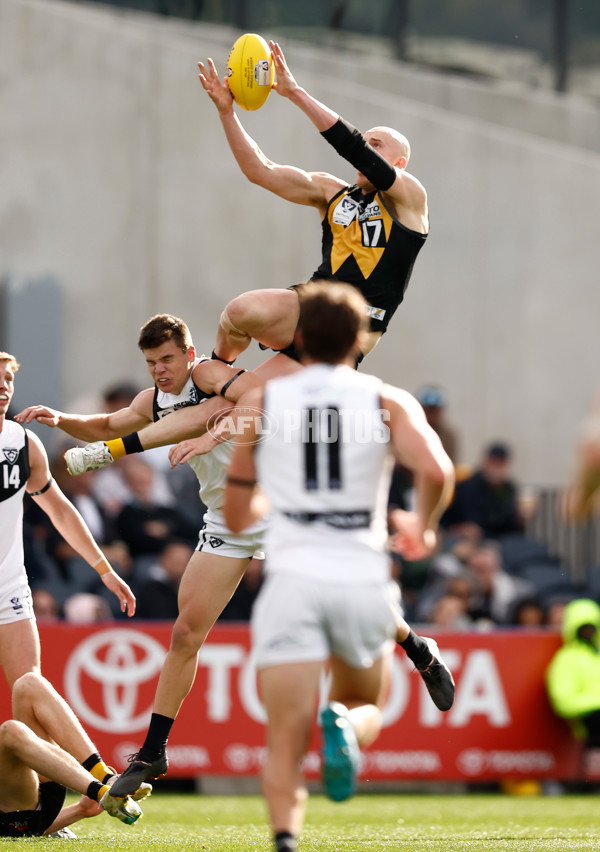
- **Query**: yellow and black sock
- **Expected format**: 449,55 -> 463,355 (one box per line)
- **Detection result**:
82,752 -> 114,785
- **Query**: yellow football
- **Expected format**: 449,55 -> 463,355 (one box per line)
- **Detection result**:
226,33 -> 274,111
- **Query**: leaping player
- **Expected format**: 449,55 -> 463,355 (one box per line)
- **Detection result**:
198,40 -> 429,366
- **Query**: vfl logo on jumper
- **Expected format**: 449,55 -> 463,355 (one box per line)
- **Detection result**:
2,448 -> 18,464
64,630 -> 166,733
189,386 -> 199,404
366,305 -> 386,321
332,196 -> 360,226
10,597 -> 23,613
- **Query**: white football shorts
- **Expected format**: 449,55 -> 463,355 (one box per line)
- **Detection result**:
251,573 -> 398,669
0,580 -> 35,625
196,509 -> 266,560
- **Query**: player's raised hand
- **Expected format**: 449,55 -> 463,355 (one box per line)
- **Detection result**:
198,58 -> 233,114
269,41 -> 299,98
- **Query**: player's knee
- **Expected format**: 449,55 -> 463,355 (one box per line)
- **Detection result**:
169,615 -> 208,656
12,671 -> 45,704
0,719 -> 28,749
221,293 -> 257,337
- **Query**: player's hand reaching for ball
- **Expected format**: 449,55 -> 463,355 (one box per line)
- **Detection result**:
269,41 -> 299,99
198,58 -> 233,114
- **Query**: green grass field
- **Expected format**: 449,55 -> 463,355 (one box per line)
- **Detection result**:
2,792 -> 599,851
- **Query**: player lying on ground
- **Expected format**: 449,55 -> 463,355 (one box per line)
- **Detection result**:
0,671 -> 149,838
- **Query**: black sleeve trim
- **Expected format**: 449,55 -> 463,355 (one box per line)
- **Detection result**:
320,118 -> 397,192
219,370 -> 246,398
28,477 -> 53,497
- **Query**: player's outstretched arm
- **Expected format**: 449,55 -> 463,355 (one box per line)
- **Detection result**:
15,390 -> 155,443
198,56 -> 342,208
44,796 -> 103,835
27,432 -> 136,616
63,361 -> 264,475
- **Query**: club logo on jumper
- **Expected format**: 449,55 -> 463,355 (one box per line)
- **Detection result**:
189,386 -> 199,404
10,597 -> 23,612
208,536 -> 224,549
64,630 -> 166,733
332,196 -> 360,227
2,448 -> 18,464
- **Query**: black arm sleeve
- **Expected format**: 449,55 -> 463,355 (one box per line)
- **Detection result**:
320,118 -> 397,191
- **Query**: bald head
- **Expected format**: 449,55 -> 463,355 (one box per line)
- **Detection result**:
365,126 -> 411,166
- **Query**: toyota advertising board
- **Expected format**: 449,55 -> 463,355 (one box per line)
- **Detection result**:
3,624 -> 581,782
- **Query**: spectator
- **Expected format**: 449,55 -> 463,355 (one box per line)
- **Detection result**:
416,386 -> 459,463
441,441 -> 525,539
544,599 -> 569,629
388,385 -> 458,516
136,540 -> 193,620
428,593 -> 472,630
31,588 -> 61,623
63,593 -> 113,624
546,598 -> 600,746
466,542 -> 532,625
510,596 -> 545,627
115,458 -> 198,558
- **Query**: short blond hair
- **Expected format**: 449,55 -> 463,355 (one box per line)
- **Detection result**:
0,352 -> 19,373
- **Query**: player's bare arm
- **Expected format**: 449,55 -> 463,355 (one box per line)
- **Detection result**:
26,432 -> 136,616
15,389 -> 155,442
382,387 -> 454,560
198,57 -> 342,210
222,387 -> 268,533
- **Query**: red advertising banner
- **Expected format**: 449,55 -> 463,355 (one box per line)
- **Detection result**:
4,624 -> 582,782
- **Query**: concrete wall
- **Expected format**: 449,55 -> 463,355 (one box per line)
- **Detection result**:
1,0 -> 599,485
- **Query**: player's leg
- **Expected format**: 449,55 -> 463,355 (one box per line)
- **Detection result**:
259,661 -> 322,851
214,289 -> 300,363
0,617 -> 41,688
0,720 -> 142,824
11,671 -> 152,804
252,352 -> 303,382
0,721 -> 42,812
12,672 -> 108,767
153,551 -> 249,719
391,597 -> 455,711
110,550 -> 249,796
328,650 -> 391,747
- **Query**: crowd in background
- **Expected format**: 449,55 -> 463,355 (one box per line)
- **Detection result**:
15,381 -> 588,629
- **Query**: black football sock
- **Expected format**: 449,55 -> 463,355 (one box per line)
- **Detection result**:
139,713 -> 174,759
274,831 -> 297,852
398,629 -> 432,669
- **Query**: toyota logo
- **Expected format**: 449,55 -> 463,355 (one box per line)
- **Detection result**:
64,629 -> 166,733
